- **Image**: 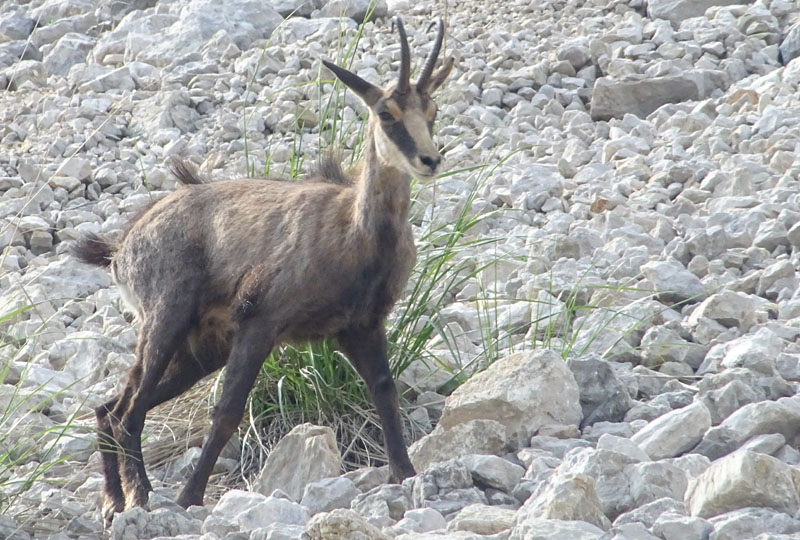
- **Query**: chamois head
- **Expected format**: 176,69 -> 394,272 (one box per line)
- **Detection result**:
323,18 -> 455,180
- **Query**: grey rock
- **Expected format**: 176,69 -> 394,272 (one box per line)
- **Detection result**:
640,326 -> 701,369
627,460 -> 689,509
568,354 -> 634,426
694,397 -> 800,460
57,157 -> 92,181
341,466 -> 391,493
254,423 -> 342,502
600,522 -> 662,540
614,497 -> 687,529
410,459 -> 487,517
641,260 -> 706,304
137,0 -> 283,67
708,507 -> 800,540
553,448 -> 638,519
697,373 -> 763,425
739,433 -> 786,456
0,13 -> 36,41
249,524 -> 305,540
631,366 -> 670,399
131,90 -> 199,137
652,512 -> 713,540
781,22 -> 800,64
319,0 -> 388,23
300,477 -> 360,515
267,0 -> 325,17
685,450 -> 800,518
5,59 -> 46,90
509,517 -> 605,540
211,490 -> 309,530
529,435 -> 593,459
647,0 -> 753,25
351,484 -> 409,528
30,12 -> 98,48
753,221 -> 789,252
110,507 -> 201,540
631,401 -> 711,460
460,454 -> 525,493
0,514 -> 31,540
43,33 -> 95,77
757,260 -> 796,300
386,507 -> 447,535
591,70 -> 729,120
29,230 -> 53,255
557,41 -> 592,70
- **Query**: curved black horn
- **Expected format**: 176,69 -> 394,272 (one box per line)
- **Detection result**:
417,18 -> 445,92
395,16 -> 411,94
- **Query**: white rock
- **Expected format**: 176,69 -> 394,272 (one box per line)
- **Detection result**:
254,423 -> 342,501
688,290 -> 757,330
436,350 -> 581,450
652,512 -> 712,540
409,420 -> 508,472
518,473 -> 611,531
303,509 -> 388,540
685,450 -> 800,518
596,434 -> 651,462
447,503 -> 516,535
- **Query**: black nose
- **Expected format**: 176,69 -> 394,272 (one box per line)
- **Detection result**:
420,155 -> 441,170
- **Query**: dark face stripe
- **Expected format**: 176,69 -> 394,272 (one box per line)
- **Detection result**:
384,121 -> 417,160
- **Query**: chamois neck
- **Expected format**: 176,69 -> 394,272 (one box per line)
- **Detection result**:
352,126 -> 411,234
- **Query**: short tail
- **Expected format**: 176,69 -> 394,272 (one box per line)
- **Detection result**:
168,158 -> 207,186
72,233 -> 114,267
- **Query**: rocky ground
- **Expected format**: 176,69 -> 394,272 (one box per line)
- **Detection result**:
2,0 -> 800,538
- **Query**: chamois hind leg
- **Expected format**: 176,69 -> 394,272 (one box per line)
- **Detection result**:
96,338 -> 229,521
178,319 -> 275,508
337,325 -> 416,481
96,389 -> 135,518
109,303 -> 198,510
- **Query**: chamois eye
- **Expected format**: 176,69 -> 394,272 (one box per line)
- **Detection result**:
378,111 -> 395,123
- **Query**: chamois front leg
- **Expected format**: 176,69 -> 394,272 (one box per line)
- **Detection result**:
338,325 -> 416,481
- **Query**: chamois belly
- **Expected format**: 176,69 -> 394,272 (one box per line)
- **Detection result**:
280,272 -> 397,343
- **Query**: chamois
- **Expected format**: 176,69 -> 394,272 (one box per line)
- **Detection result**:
72,17 -> 455,517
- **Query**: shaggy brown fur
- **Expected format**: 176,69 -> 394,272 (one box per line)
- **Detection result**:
76,17 -> 455,518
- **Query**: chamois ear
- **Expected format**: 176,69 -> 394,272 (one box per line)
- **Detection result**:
322,59 -> 383,107
425,56 -> 455,94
